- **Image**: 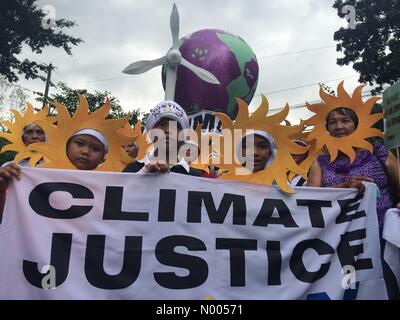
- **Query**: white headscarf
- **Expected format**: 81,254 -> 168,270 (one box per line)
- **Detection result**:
71,129 -> 109,153
236,130 -> 277,169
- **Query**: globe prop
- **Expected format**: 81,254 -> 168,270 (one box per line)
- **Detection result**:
162,29 -> 259,119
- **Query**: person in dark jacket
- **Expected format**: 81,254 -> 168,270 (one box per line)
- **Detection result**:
123,100 -> 203,177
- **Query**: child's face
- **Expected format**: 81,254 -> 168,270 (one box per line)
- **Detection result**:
153,118 -> 182,148
67,134 -> 105,170
241,134 -> 271,173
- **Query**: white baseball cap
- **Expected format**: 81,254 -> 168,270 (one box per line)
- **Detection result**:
145,100 -> 189,131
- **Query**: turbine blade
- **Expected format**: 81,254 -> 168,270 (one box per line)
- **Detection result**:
170,3 -> 180,48
181,58 -> 220,84
122,56 -> 167,74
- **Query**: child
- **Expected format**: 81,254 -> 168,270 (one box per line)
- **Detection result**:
238,130 -> 276,173
213,96 -> 307,193
123,142 -> 138,159
123,100 -> 202,176
0,128 -> 108,220
66,129 -> 108,170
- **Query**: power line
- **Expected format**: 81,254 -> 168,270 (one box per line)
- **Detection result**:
0,81 -> 35,94
1,97 -> 24,104
257,45 -> 336,60
18,52 -> 47,66
91,75 -> 136,83
267,86 -> 383,112
256,75 -> 358,98
50,71 -> 66,93
7,46 -> 386,112
69,45 -> 338,84
91,71 -> 161,83
52,70 -> 66,84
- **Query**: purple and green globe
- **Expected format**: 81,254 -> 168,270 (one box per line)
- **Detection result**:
162,29 -> 259,119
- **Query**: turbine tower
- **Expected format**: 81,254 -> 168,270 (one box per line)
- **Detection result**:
122,3 -> 220,100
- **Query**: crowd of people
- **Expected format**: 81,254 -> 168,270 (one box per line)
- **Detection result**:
0,91 -> 399,301
1,95 -> 400,236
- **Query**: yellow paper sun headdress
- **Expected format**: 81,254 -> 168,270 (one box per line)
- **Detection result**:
214,96 -> 308,193
28,95 -> 136,171
0,103 -> 56,166
284,124 -> 323,182
131,126 -> 155,163
117,121 -> 144,170
304,81 -> 383,163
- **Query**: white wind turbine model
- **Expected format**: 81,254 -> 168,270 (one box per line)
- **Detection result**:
122,3 -> 220,100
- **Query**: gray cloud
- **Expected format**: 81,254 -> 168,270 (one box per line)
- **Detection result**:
17,0 -> 366,123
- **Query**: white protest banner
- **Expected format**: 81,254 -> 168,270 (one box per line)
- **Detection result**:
382,208 -> 400,296
0,167 -> 391,299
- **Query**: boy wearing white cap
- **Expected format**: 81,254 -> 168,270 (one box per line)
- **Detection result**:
123,100 -> 202,176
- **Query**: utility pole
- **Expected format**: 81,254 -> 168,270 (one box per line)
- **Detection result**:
42,63 -> 53,109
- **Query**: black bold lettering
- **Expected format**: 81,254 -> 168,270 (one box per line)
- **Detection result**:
290,239 -> 334,283
296,200 -> 332,228
103,186 -> 149,221
84,235 -> 142,289
337,229 -> 373,270
203,113 -> 216,131
158,189 -> 176,222
216,238 -> 257,287
266,241 -> 282,286
187,192 -> 246,225
29,182 -> 93,219
191,115 -> 203,131
253,199 -> 298,228
154,236 -> 208,289
23,233 -> 72,288
336,195 -> 366,224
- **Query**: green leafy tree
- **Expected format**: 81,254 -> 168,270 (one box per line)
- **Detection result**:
319,83 -> 337,96
0,0 -> 83,83
38,81 -> 143,124
370,102 -> 384,144
333,0 -> 400,93
0,76 -> 29,165
0,75 -> 29,121
0,138 -> 16,166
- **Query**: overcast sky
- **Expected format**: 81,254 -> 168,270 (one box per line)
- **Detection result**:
16,0 -> 368,123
